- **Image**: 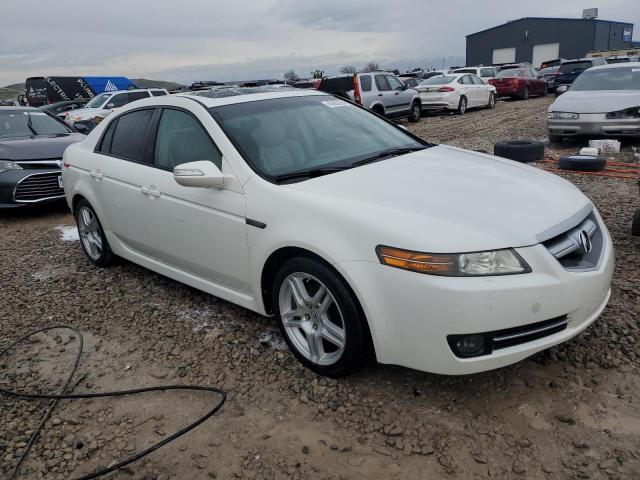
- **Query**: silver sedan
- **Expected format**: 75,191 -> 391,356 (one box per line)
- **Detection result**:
547,63 -> 640,143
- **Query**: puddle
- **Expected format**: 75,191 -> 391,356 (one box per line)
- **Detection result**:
55,225 -> 79,241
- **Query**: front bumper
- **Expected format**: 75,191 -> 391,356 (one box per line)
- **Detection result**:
337,217 -> 614,375
0,168 -> 65,209
547,114 -> 640,137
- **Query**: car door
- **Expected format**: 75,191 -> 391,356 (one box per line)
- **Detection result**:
139,107 -> 251,294
93,107 -> 157,254
470,74 -> 490,105
374,74 -> 394,115
385,75 -> 412,116
457,75 -> 474,104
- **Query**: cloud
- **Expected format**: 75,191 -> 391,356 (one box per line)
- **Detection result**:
0,0 -> 638,86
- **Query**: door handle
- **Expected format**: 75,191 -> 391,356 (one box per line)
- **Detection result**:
394,92 -> 400,95
90,169 -> 103,180
140,185 -> 161,198
377,93 -> 383,97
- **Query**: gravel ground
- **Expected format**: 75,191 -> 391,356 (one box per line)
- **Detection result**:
1,97 -> 640,480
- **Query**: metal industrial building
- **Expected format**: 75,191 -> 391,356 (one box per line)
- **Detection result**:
466,16 -> 638,68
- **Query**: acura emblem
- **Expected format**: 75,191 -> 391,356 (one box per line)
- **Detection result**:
578,230 -> 592,254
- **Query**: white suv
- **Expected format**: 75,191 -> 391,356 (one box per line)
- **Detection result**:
62,88 -> 169,127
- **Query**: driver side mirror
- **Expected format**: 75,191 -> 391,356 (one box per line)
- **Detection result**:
106,103 -> 115,109
173,161 -> 224,188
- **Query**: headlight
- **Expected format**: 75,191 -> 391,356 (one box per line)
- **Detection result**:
547,112 -> 579,120
606,107 -> 640,119
0,160 -> 22,173
375,246 -> 531,276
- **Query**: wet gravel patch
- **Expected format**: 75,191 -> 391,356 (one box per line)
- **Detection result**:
1,98 -> 640,479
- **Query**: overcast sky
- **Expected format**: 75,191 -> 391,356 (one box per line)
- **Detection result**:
1,0 -> 638,86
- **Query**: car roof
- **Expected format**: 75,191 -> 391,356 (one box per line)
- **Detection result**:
589,61 -> 640,71
98,88 -> 161,95
177,89 -> 330,108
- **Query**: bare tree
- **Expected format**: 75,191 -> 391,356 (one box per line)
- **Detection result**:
362,62 -> 380,72
283,70 -> 299,82
339,65 -> 357,74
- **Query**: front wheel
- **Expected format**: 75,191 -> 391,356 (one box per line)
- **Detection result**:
486,93 -> 496,109
521,86 -> 530,100
75,199 -> 115,267
408,101 -> 421,123
457,96 -> 467,115
273,257 -> 370,377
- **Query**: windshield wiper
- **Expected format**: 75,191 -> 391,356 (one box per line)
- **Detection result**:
26,113 -> 38,136
352,146 -> 426,167
274,166 -> 352,182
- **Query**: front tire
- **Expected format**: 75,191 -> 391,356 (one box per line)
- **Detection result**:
75,199 -> 115,267
408,101 -> 421,123
273,257 -> 370,377
521,86 -> 530,100
457,96 -> 467,115
487,93 -> 496,109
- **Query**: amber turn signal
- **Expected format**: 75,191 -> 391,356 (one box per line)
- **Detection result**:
375,245 -> 455,275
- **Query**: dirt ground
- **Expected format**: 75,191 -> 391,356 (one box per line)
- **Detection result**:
1,96 -> 639,480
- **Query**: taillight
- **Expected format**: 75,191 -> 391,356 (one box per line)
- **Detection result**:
313,79 -> 321,89
438,86 -> 455,92
353,74 -> 362,104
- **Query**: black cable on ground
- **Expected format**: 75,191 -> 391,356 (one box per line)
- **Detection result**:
0,326 -> 227,480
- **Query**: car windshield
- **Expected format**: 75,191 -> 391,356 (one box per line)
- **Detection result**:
210,95 -> 425,180
419,75 -> 456,85
496,69 -> 524,78
85,93 -> 110,108
0,110 -> 73,138
606,57 -> 629,64
558,61 -> 592,74
570,67 -> 640,91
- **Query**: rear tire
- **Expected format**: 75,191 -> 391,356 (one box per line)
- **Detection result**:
75,199 -> 115,267
272,257 -> 370,377
521,86 -> 530,100
408,101 -> 421,123
457,96 -> 467,115
371,105 -> 385,117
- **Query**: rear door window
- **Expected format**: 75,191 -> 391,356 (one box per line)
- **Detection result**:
108,109 -> 155,162
470,75 -> 484,85
375,75 -> 390,91
128,91 -> 150,101
360,75 -> 372,92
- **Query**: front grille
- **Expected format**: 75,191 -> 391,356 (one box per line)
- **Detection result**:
447,315 -> 569,358
13,172 -> 64,203
15,158 -> 62,169
543,211 -> 603,270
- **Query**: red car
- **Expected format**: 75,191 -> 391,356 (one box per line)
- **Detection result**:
488,64 -> 547,100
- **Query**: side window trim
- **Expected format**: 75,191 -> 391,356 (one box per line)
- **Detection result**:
152,106 -> 223,172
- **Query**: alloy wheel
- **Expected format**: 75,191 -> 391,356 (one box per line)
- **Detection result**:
78,206 -> 103,261
278,272 -> 346,366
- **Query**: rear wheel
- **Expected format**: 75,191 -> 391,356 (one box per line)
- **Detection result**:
75,199 -> 115,267
521,86 -> 530,100
273,257 -> 370,377
408,101 -> 421,123
457,96 -> 467,115
371,105 -> 385,117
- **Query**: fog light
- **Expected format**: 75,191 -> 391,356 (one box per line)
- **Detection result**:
455,334 -> 485,356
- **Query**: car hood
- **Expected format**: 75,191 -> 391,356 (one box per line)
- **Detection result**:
549,90 -> 640,113
0,134 -> 84,160
286,145 -> 591,252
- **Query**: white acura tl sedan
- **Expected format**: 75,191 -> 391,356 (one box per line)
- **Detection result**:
62,89 -> 613,377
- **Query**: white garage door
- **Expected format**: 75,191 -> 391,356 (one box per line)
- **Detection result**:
492,47 -> 516,64
532,43 -> 560,68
